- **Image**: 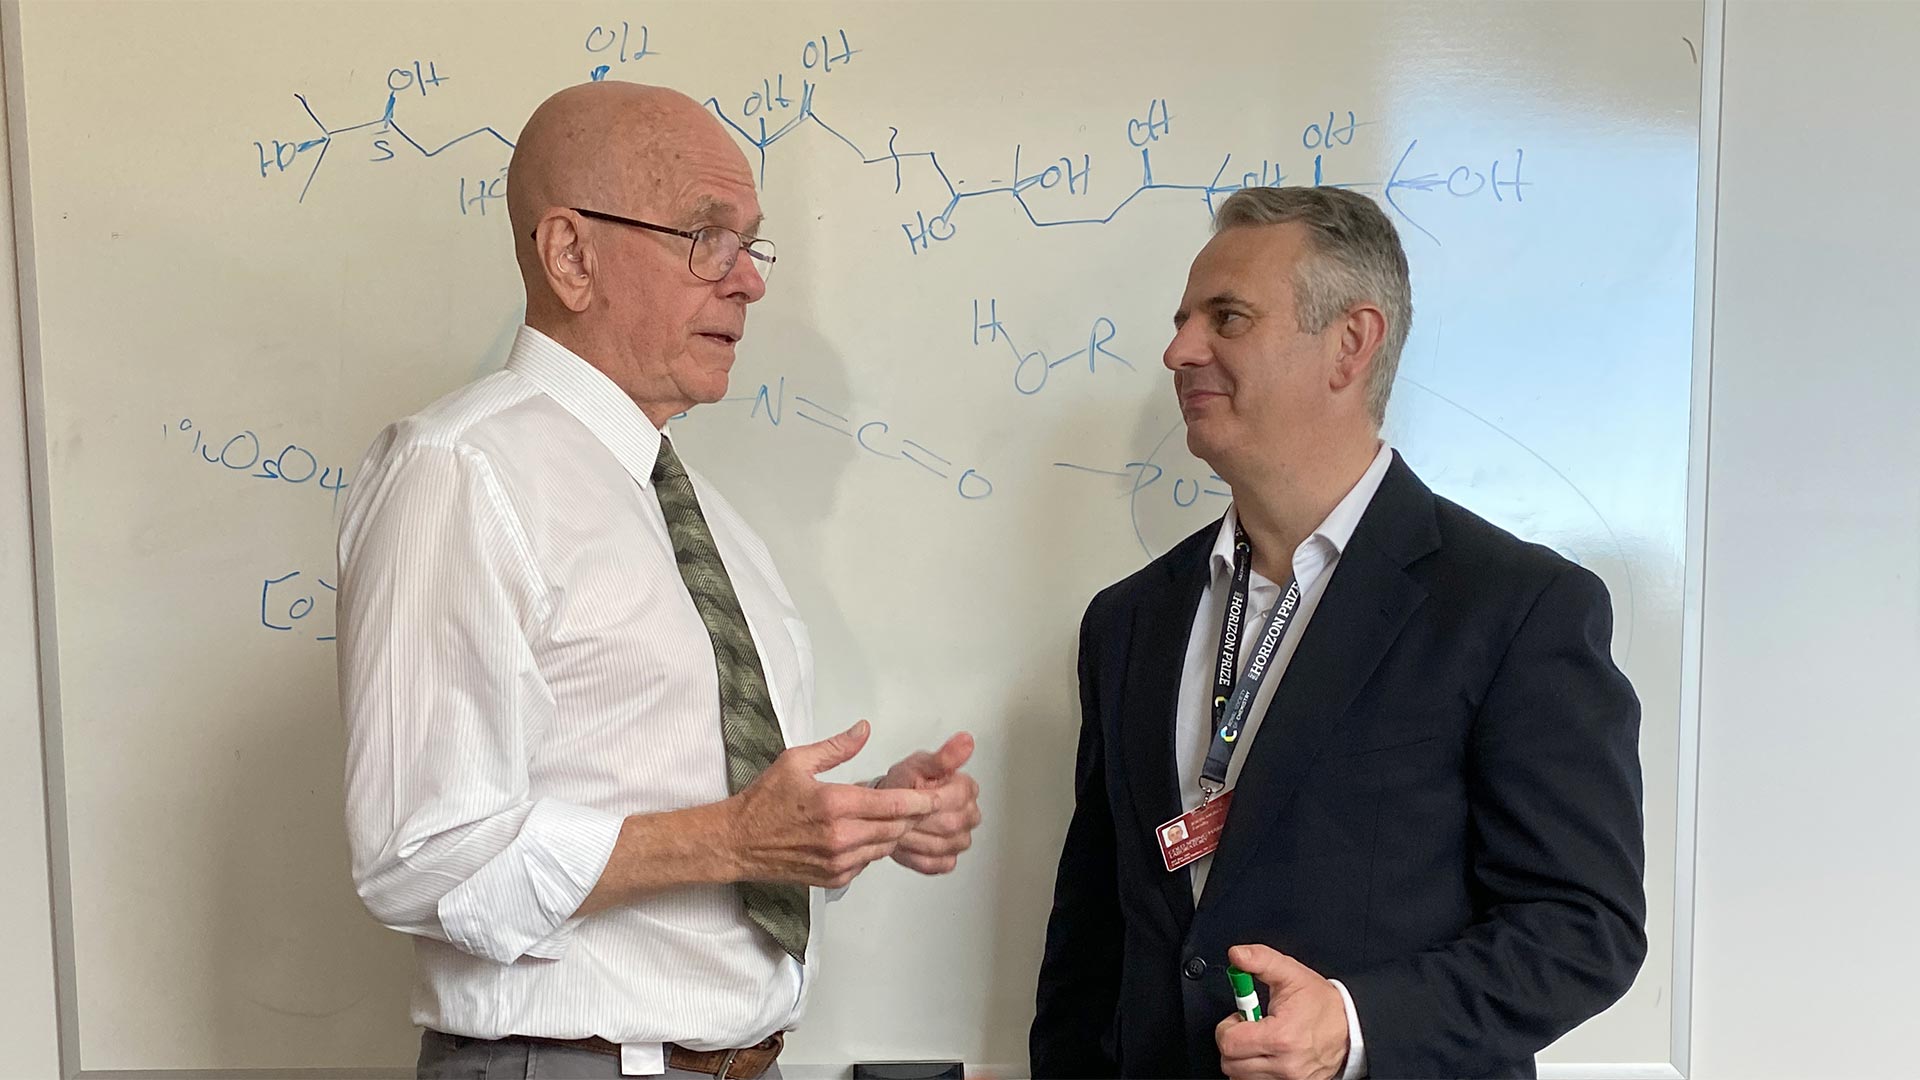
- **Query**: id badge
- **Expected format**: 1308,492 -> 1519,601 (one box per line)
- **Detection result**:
1156,790 -> 1233,872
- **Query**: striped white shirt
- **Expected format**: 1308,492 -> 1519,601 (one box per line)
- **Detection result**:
337,326 -> 816,1073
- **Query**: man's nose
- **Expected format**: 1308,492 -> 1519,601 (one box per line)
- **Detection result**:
1164,321 -> 1211,370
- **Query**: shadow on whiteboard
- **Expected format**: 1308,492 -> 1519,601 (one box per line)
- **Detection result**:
1126,379 -> 1640,661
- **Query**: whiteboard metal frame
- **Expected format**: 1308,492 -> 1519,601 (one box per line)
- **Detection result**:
0,0 -> 1722,1075
0,3 -> 60,1076
2,0 -> 77,1076
1663,1 -> 1725,1077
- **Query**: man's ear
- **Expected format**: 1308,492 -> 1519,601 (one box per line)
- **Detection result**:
1329,302 -> 1387,394
535,211 -> 593,314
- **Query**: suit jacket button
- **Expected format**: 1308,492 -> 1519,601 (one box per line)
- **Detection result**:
1183,956 -> 1207,980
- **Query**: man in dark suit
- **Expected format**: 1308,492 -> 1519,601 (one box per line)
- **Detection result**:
1031,187 -> 1646,1080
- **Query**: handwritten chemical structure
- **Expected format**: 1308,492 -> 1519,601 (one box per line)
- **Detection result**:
252,58 -> 514,204
1055,453 -> 1231,556
1055,414 -> 1236,555
971,300 -> 1134,397
253,25 -> 1529,257
583,19 -> 659,82
710,29 -> 861,160
250,24 -> 837,208
261,569 -> 336,641
712,376 -> 993,502
703,67 -> 1531,251
1054,459 -> 1230,512
166,418 -> 352,510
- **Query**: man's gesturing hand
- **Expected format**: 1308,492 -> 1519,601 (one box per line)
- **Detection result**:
878,732 -> 983,875
725,720 -> 935,889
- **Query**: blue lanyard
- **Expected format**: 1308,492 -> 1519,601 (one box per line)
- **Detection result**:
1200,526 -> 1302,797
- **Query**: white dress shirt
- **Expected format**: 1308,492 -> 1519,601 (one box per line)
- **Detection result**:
1172,442 -> 1395,1080
337,326 -> 817,1074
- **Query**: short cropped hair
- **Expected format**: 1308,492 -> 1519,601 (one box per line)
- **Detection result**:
1213,187 -> 1412,425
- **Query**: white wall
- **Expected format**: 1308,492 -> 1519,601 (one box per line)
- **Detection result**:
0,20 -> 62,1080
1691,2 -> 1920,1077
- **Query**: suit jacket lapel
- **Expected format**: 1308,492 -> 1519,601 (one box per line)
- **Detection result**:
1119,525 -> 1214,932
1197,455 -> 1441,915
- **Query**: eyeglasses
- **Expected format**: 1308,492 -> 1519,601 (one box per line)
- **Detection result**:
555,208 -> 777,284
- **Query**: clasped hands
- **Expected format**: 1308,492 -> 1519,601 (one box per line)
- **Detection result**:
725,719 -> 982,888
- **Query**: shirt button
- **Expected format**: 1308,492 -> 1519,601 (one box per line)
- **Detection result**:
1183,956 -> 1208,980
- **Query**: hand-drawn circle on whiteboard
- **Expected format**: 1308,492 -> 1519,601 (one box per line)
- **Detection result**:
1128,378 -> 1637,659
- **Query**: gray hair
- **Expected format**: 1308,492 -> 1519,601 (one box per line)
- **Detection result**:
1212,186 -> 1412,426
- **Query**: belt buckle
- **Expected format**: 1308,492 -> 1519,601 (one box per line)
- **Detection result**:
712,1047 -> 740,1080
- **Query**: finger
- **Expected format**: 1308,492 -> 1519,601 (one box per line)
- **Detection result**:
880,751 -> 938,789
1215,1017 -> 1267,1059
900,808 -> 975,840
917,774 -> 980,816
928,732 -> 975,775
894,841 -> 960,864
893,829 -> 946,854
893,826 -> 972,858
792,720 -> 871,775
821,841 -> 901,886
832,815 -> 917,852
1219,1054 -> 1287,1080
908,810 -> 967,838
1215,1012 -> 1243,1047
832,780 -> 937,821
1227,943 -> 1311,993
885,735 -> 975,792
907,805 -> 980,839
840,839 -> 902,870
1216,1020 -> 1282,1070
890,850 -> 958,875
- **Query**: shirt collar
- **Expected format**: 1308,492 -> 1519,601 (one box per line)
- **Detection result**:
1209,442 -> 1397,580
504,325 -> 668,488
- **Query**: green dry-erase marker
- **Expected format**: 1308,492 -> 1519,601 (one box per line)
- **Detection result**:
1227,965 -> 1263,1021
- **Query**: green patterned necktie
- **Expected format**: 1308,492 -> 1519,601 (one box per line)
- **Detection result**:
651,436 -> 809,962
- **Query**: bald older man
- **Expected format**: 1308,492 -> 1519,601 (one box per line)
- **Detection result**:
337,82 -> 982,1080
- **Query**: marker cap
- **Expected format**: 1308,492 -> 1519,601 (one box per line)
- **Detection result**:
1227,965 -> 1255,998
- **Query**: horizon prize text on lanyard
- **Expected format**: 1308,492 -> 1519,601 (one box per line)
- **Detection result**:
1156,525 -> 1302,873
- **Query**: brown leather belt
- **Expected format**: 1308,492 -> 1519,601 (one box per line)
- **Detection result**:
515,1031 -> 784,1079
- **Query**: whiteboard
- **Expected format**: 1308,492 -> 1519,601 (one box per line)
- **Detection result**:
5,0 -> 1703,1072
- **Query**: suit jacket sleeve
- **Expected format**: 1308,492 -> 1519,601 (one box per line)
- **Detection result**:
1339,564 -> 1648,1077
1031,603 -> 1126,1078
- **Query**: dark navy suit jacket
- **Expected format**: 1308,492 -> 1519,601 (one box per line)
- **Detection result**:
1031,454 -> 1647,1079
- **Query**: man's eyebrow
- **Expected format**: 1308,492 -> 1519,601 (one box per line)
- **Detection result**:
1175,291 -> 1259,326
683,196 -> 764,236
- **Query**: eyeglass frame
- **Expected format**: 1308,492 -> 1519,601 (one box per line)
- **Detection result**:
530,208 -> 777,283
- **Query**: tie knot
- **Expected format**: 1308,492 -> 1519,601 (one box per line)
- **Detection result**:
652,436 -> 686,485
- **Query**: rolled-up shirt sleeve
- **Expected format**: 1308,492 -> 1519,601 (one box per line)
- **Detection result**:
337,436 -> 623,965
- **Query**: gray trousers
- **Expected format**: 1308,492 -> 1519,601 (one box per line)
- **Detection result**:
418,1030 -> 784,1080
